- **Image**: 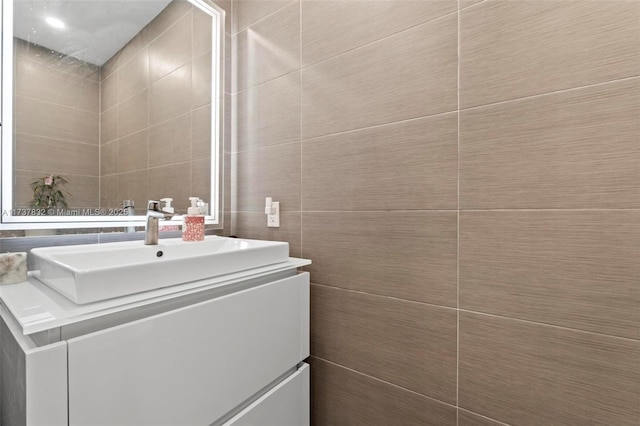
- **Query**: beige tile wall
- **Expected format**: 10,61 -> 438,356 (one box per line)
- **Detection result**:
13,39 -> 100,209
100,0 -> 231,216
232,1 -> 640,425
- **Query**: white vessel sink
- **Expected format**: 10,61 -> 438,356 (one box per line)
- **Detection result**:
31,236 -> 290,304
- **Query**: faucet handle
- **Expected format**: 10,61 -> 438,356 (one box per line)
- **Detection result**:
160,198 -> 174,214
147,200 -> 160,211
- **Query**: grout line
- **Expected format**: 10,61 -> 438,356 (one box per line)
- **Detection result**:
230,0 -> 234,36
457,0 -> 487,12
115,65 -> 120,189
146,60 -> 151,182
15,169 -> 100,179
236,210 -> 458,214
458,308 -> 640,343
459,208 -> 640,212
234,109 -> 459,155
299,8 -> 460,71
234,208 -> 640,213
233,68 -> 300,96
311,282 -> 457,312
18,55 -> 101,83
233,139 -> 301,155
458,408 -> 512,426
311,282 -> 640,344
16,93 -> 99,115
144,160 -> 194,171
460,74 -> 640,113
230,0 -> 296,37
98,66 -> 103,208
190,8 -> 195,199
15,131 -> 100,147
299,110 -> 459,143
299,0 -> 303,257
456,1 -> 461,423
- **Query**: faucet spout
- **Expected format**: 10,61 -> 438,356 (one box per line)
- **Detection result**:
145,200 -> 174,245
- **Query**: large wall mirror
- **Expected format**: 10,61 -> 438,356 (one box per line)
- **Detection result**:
0,0 -> 224,230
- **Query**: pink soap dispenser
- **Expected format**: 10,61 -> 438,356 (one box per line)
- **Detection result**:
183,197 -> 205,241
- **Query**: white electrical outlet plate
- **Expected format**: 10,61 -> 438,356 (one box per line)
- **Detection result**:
267,202 -> 280,228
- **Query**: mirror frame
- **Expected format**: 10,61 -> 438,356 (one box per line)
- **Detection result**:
0,0 -> 224,230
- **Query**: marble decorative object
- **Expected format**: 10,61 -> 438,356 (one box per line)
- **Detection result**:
0,252 -> 27,285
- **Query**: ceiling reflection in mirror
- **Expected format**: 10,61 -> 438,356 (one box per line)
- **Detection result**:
2,0 -> 223,228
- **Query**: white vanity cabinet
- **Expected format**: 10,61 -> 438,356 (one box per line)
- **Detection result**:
0,312 -> 68,425
0,262 -> 310,426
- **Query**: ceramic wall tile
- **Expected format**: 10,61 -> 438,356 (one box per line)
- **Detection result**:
459,312 -> 640,426
460,0 -> 640,108
311,357 -> 457,426
302,113 -> 457,211
460,210 -> 640,339
301,14 -> 457,139
460,78 -> 640,209
312,285 -> 458,404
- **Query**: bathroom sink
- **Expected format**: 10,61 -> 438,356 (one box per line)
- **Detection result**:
31,236 -> 290,304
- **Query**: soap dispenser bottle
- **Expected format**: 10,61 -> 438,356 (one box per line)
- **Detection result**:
183,197 -> 205,241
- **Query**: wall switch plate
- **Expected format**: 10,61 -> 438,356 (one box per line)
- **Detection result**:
267,202 -> 280,227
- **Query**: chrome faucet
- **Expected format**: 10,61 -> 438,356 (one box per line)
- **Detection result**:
145,200 -> 173,245
122,199 -> 136,233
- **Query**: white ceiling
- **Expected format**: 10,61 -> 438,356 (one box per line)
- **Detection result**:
14,0 -> 173,66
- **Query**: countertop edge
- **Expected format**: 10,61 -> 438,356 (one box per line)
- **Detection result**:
0,257 -> 311,336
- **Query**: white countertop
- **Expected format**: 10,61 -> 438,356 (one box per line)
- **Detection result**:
0,258 -> 310,336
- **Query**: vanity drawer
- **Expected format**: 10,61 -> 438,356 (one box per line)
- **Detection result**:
66,272 -> 310,425
223,363 -> 310,426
